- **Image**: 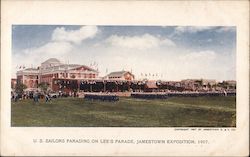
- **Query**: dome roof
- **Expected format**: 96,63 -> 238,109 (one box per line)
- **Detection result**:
42,58 -> 61,64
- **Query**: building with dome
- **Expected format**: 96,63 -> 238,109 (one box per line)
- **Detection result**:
16,58 -> 99,91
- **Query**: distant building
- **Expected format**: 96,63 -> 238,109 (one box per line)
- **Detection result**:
14,58 -> 235,93
224,80 -> 236,86
167,81 -> 181,87
16,68 -> 39,90
202,79 -> 217,86
16,58 -> 99,91
11,78 -> 17,89
180,79 -> 199,90
181,79 -> 217,91
222,80 -> 236,90
145,80 -> 158,92
105,70 -> 135,81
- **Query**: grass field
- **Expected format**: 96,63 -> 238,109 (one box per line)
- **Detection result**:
11,96 -> 236,127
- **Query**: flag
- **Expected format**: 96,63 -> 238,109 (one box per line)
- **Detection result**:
95,62 -> 98,69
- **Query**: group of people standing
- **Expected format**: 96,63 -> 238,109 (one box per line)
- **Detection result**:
32,91 -> 52,103
11,91 -> 51,103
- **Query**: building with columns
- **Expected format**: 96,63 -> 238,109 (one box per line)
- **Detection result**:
16,68 -> 39,90
16,58 -> 99,91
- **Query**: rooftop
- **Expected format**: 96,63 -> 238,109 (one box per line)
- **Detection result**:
107,71 -> 132,77
41,58 -> 61,65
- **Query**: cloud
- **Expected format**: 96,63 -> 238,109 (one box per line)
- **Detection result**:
91,46 -> 229,81
24,41 -> 73,56
207,38 -> 212,42
215,27 -> 236,33
12,26 -> 100,77
179,50 -> 216,61
173,26 -> 235,35
22,25 -> 99,58
174,50 -> 234,81
12,41 -> 74,75
175,50 -> 222,79
52,26 -> 98,44
105,34 -> 175,50
174,26 -> 214,34
12,26 -> 235,81
23,25 -> 99,59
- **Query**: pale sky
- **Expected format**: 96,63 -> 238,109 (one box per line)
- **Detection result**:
12,25 -> 236,81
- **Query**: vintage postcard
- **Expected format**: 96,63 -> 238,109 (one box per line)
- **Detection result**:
1,0 -> 249,156
11,25 -> 236,127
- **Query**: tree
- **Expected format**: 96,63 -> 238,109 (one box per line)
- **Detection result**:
212,83 -> 218,90
207,83 -> 212,89
218,81 -> 229,89
195,79 -> 203,87
38,82 -> 50,93
15,83 -> 27,94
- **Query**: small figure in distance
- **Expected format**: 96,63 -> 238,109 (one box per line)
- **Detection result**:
45,93 -> 51,103
33,91 -> 39,104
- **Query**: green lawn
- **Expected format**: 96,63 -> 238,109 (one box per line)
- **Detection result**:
11,96 -> 236,127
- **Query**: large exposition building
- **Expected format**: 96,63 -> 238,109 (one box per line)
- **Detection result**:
16,58 -> 99,91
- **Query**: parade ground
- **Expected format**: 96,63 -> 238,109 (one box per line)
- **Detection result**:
11,96 -> 236,127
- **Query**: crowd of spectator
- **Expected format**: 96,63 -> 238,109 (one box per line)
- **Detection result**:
11,90 -> 80,104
